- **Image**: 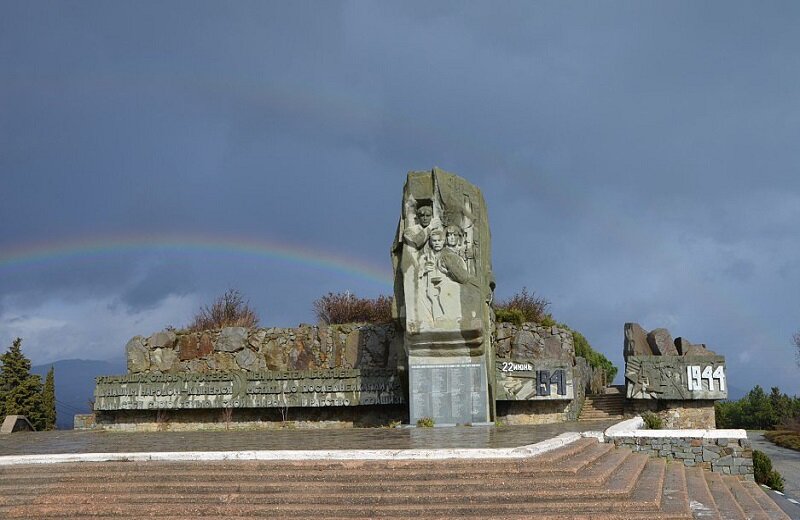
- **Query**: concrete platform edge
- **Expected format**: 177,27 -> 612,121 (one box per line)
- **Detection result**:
0,431 -> 589,466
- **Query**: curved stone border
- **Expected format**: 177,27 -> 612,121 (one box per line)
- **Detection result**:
0,432 -> 583,466
604,415 -> 751,477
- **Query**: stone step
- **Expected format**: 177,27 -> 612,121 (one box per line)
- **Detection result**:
583,399 -> 624,404
0,439 -> 786,519
684,465 -> 723,520
532,447 -> 632,487
578,412 -> 623,421
658,461 -> 691,517
0,453 -> 647,503
584,394 -> 625,401
0,444 -> 616,487
0,461 -> 676,518
581,408 -> 624,414
705,472 -> 748,520
578,394 -> 626,423
741,481 -> 792,520
580,405 -> 624,411
723,474 -> 771,519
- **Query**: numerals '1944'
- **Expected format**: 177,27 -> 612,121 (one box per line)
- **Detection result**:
687,365 -> 725,392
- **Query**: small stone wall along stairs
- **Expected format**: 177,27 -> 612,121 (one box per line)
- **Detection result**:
0,437 -> 789,519
580,388 -> 626,421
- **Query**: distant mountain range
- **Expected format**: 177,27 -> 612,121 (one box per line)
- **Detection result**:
32,359 -> 126,430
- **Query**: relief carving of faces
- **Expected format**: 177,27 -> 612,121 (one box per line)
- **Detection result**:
416,206 -> 432,228
445,225 -> 461,247
429,230 -> 444,252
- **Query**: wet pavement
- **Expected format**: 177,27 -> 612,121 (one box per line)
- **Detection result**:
0,421 -> 616,456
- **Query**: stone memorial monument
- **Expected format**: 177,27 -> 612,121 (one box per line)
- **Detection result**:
623,322 -> 726,428
624,322 -> 726,400
391,168 -> 496,425
88,168 -> 592,431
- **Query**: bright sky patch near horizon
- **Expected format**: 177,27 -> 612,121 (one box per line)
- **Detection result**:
1,1 -> 799,396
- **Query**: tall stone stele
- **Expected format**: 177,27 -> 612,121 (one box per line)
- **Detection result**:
391,168 -> 496,425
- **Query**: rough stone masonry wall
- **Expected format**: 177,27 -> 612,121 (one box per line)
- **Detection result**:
627,399 -> 716,429
494,322 -> 575,362
123,321 -> 585,425
494,322 -> 586,424
126,323 -> 403,374
128,321 -> 578,375
611,435 -> 753,478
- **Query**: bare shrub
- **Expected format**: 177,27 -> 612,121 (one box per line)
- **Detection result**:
313,292 -> 392,325
220,407 -> 233,430
494,287 -> 550,323
187,289 -> 259,332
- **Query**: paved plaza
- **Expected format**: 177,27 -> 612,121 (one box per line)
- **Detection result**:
0,421 -> 616,457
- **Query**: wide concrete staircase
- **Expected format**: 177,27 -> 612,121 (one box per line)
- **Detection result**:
0,438 -> 789,519
580,388 -> 626,421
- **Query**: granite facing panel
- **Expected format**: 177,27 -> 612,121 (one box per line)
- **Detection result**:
625,355 -> 727,400
611,436 -> 753,478
494,360 -> 574,401
94,405 -> 407,431
94,369 -> 404,411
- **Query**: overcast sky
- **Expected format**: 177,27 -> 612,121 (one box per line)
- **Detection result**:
2,1 -> 799,396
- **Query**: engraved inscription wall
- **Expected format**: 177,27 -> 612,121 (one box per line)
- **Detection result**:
94,369 -> 404,410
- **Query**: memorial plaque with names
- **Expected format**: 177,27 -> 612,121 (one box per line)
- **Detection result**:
408,361 -> 489,425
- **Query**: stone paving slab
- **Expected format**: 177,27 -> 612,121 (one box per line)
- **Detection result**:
0,421 -> 616,456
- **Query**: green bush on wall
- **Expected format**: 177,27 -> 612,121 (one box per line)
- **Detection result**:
571,329 -> 618,384
494,308 -> 525,326
753,450 -> 785,492
641,411 -> 663,429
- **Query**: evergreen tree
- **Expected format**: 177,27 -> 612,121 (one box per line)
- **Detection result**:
0,338 -> 46,430
43,366 -> 56,430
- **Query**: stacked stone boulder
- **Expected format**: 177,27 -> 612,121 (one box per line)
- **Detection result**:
623,322 -> 717,360
126,323 -> 402,374
494,322 -> 575,363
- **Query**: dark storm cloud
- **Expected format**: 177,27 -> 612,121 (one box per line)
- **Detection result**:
1,2 -> 799,394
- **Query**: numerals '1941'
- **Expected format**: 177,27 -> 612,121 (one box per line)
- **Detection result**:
687,365 -> 726,392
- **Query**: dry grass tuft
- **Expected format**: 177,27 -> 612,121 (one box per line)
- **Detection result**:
187,289 -> 259,332
313,292 -> 392,325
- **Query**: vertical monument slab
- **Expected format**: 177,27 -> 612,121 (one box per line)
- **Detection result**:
392,168 -> 495,425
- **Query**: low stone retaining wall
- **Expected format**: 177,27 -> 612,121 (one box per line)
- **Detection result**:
605,418 -> 753,478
